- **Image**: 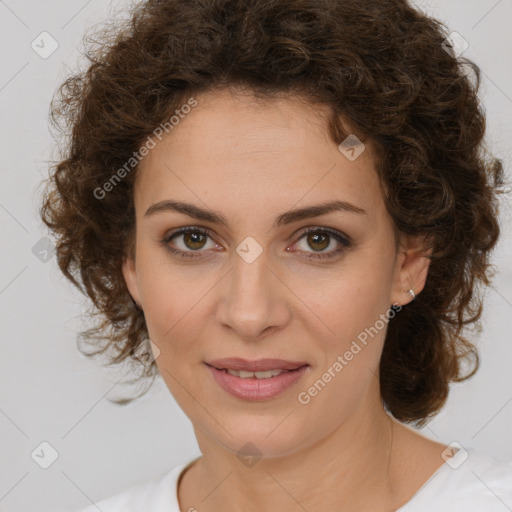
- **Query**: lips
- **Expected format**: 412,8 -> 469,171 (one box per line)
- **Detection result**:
206,357 -> 308,372
205,358 -> 310,400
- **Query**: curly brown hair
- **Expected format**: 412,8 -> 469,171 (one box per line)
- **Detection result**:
40,0 -> 505,426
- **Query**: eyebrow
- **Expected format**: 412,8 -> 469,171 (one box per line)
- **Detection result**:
144,199 -> 367,227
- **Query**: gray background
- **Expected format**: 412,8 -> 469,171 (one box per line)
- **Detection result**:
1,0 -> 511,510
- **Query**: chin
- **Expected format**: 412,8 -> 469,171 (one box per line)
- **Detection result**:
201,410 -> 316,460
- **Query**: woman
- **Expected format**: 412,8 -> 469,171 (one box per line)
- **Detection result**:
40,0 -> 512,510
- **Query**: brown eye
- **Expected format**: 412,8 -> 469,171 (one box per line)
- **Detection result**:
162,227 -> 218,259
182,231 -> 208,250
289,227 -> 352,260
306,232 -> 330,251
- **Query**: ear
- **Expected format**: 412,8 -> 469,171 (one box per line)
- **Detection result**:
122,255 -> 142,308
390,233 -> 433,306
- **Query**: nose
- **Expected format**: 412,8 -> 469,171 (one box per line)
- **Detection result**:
215,246 -> 291,341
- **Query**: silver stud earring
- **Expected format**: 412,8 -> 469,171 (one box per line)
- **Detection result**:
391,289 -> 416,308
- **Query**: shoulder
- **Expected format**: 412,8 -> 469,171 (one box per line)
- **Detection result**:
400,447 -> 512,511
73,461 -> 192,512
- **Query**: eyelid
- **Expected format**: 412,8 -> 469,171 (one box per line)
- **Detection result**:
163,225 -> 218,244
163,226 -> 220,251
164,225 -> 351,243
291,225 -> 352,245
162,225 -> 352,259
287,226 -> 352,260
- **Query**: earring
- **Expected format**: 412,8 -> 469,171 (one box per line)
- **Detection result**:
391,289 -> 416,308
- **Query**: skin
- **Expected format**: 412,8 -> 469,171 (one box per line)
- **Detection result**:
122,86 -> 449,512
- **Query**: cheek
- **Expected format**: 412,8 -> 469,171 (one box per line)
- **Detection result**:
295,269 -> 390,415
290,256 -> 395,416
294,254 -> 393,352
135,253 -> 222,378
133,247 -> 191,347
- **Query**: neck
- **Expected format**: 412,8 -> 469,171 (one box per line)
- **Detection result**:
181,395 -> 402,512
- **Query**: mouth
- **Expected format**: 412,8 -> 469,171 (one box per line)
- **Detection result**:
212,368 -> 294,379
206,357 -> 309,373
204,358 -> 310,400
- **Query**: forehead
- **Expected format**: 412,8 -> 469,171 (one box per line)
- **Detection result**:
134,88 -> 383,223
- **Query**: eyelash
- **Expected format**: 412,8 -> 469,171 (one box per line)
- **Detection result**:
161,226 -> 352,261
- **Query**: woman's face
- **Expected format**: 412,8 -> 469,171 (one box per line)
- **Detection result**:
122,87 -> 430,458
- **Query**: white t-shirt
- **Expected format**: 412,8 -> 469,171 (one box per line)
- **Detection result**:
75,448 -> 512,511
